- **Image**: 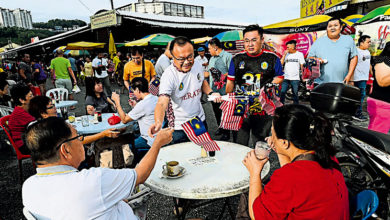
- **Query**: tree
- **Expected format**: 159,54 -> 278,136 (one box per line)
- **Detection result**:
33,19 -> 87,29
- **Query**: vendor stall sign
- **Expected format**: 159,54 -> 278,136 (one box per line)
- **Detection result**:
301,0 -> 348,17
90,10 -> 120,30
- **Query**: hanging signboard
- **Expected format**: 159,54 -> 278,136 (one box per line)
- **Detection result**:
90,10 -> 121,30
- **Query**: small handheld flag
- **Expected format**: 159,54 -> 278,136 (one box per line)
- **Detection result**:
181,117 -> 220,151
149,78 -> 160,96
219,93 -> 248,131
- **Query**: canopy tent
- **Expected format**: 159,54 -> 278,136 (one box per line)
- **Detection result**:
191,36 -> 212,44
53,46 -> 90,56
124,34 -> 175,47
263,15 -> 354,34
356,4 -> 390,25
344,14 -> 364,23
354,5 -> 390,56
66,41 -> 106,50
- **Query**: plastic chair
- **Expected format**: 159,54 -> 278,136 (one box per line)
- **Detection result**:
351,190 -> 379,220
46,88 -> 68,101
0,105 -> 13,117
0,115 -> 32,184
23,207 -> 37,220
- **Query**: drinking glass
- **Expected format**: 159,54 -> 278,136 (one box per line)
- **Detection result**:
82,116 -> 89,127
255,141 -> 271,160
68,113 -> 76,123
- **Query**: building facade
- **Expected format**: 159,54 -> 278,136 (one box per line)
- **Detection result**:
0,7 -> 33,29
118,0 -> 204,18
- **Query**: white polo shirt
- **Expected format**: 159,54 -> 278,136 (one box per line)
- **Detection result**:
22,165 -> 138,220
128,94 -> 157,146
92,57 -> 108,78
159,62 -> 205,130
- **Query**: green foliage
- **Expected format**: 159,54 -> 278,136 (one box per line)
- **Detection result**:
0,27 -> 56,46
33,19 -> 87,29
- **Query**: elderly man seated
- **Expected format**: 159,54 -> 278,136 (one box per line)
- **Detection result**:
22,117 -> 173,219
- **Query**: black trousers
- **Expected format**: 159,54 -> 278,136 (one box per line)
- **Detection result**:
233,114 -> 273,148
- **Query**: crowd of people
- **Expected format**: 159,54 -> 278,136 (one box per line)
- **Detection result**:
0,18 -> 389,219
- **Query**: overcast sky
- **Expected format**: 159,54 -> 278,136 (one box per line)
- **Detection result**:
0,0 -> 300,25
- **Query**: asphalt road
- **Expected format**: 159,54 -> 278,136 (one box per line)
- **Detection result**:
0,80 -> 370,220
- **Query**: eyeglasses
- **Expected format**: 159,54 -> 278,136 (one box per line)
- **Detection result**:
56,135 -> 84,150
46,104 -> 55,110
171,53 -> 194,64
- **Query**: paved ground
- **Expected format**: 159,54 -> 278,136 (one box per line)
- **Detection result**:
0,81 -> 370,220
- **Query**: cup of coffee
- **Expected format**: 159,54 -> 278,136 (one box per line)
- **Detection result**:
162,161 -> 180,176
255,141 -> 271,160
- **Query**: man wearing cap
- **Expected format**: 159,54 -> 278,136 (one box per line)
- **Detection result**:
22,117 -> 173,219
194,47 -> 208,74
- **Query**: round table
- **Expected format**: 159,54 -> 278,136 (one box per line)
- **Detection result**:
71,113 -> 131,135
55,100 -> 78,108
145,141 -> 270,200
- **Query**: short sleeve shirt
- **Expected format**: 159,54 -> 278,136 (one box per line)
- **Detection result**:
353,48 -> 371,81
85,94 -> 112,113
128,94 -> 158,146
194,55 -> 208,72
68,57 -> 77,71
50,57 -> 71,79
23,165 -> 138,219
283,51 -> 305,80
308,35 -> 358,84
253,161 -> 349,220
18,61 -> 33,82
113,56 -> 121,71
123,59 -> 156,83
208,50 -> 233,93
92,57 -> 108,78
155,54 -> 171,78
159,62 -> 205,130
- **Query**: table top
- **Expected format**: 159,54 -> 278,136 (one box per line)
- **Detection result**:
71,113 -> 131,135
145,141 -> 270,200
55,100 -> 78,108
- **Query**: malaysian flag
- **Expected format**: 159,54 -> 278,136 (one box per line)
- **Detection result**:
181,117 -> 220,151
149,78 -> 160,96
219,93 -> 248,131
225,40 -> 245,56
260,84 -> 283,116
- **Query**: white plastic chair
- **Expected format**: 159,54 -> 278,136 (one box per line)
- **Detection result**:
23,207 -> 37,220
0,105 -> 13,117
46,88 -> 69,101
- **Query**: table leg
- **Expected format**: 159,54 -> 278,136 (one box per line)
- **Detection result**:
173,197 -> 186,220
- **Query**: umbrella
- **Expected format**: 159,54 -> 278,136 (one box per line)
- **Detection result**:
66,41 -> 106,50
191,36 -> 212,44
356,4 -> 390,25
64,50 -> 90,56
263,15 -> 354,34
344,14 -> 364,23
124,34 -> 175,47
53,46 -> 66,53
213,30 -> 243,42
109,32 -> 117,59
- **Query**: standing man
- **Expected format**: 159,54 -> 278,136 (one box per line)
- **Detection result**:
280,40 -> 305,104
155,43 -> 172,78
308,17 -> 358,85
68,54 -> 78,81
148,36 -> 221,144
123,46 -> 156,91
112,77 -> 158,164
226,24 -> 284,147
93,52 -> 112,97
50,49 -> 77,101
207,38 -> 233,140
353,35 -> 372,121
194,47 -> 208,74
18,54 -> 33,85
113,52 -> 121,85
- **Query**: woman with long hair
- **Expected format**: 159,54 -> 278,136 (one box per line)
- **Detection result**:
85,77 -> 116,115
243,104 -> 349,219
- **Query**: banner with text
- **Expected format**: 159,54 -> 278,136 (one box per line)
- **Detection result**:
355,22 -> 390,56
90,10 -> 118,30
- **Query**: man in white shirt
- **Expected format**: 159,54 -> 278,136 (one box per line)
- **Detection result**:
93,52 -> 112,97
353,35 -> 372,121
155,42 -> 172,78
280,40 -> 305,104
22,117 -> 173,219
194,47 -> 208,73
112,77 -> 158,164
148,36 -> 220,144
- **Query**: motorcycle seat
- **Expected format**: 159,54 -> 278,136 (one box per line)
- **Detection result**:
345,124 -> 390,154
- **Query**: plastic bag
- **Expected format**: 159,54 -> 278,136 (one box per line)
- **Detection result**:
108,114 -> 121,125
72,85 -> 81,93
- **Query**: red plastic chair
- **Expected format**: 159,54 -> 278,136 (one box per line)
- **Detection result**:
0,115 -> 33,184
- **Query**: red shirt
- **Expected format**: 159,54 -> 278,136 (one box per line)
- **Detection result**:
8,106 -> 35,149
253,160 -> 349,220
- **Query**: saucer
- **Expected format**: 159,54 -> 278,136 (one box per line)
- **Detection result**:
162,166 -> 186,179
